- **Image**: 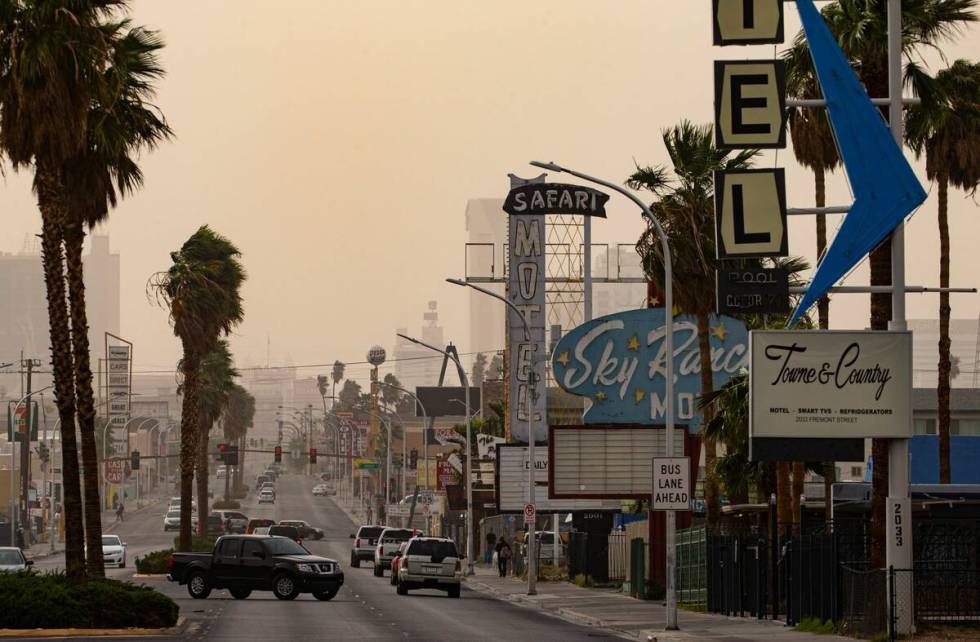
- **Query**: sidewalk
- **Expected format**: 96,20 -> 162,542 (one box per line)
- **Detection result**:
465,565 -> 851,642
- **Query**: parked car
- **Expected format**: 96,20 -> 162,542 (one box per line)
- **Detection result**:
216,467 -> 227,480
217,511 -> 249,534
389,541 -> 410,586
168,535 -> 343,601
279,521 -> 323,541
269,525 -> 302,544
258,489 -> 275,505
312,484 -> 330,497
102,535 -> 127,568
0,547 -> 31,572
373,528 -> 422,577
395,537 -> 462,598
164,509 -> 198,532
205,513 -> 225,535
246,518 -> 274,534
349,525 -> 384,568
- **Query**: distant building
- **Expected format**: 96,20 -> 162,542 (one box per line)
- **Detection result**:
593,245 -> 647,318
240,366 -> 297,445
909,318 -> 979,388
393,301 -> 449,394
84,235 -> 121,363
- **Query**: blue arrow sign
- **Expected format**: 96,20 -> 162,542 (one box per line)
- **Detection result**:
788,0 -> 928,326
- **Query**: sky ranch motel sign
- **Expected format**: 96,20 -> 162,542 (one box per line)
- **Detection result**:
502,183 -> 610,218
552,308 -> 747,428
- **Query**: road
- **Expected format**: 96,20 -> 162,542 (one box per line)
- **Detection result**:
24,472 -> 626,641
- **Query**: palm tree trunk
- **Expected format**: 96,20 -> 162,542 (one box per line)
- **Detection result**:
697,313 -> 720,529
35,167 -> 86,581
196,420 -> 209,535
177,356 -> 200,552
792,462 -> 805,534
937,172 -> 952,484
63,227 -> 105,577
814,166 -> 836,521
776,462 -> 792,530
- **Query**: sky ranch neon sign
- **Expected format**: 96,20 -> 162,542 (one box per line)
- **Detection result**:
552,308 -> 748,429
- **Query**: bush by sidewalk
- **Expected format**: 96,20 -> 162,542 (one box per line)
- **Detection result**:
172,535 -> 216,552
136,549 -> 173,574
0,572 -> 179,629
211,499 -> 240,509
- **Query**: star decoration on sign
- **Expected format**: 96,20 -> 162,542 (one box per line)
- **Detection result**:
556,351 -> 570,366
595,391 -> 607,402
647,296 -> 660,308
627,335 -> 640,351
711,323 -> 728,342
634,389 -> 646,404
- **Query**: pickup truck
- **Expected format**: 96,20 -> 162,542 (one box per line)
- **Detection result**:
168,535 -> 343,601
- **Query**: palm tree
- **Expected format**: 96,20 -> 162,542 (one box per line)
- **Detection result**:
0,0 -> 128,581
908,59 -> 980,484
784,0 -> 977,565
631,120 -> 757,529
150,227 -> 245,551
192,341 -> 238,531
61,20 -> 171,576
223,384 -> 255,499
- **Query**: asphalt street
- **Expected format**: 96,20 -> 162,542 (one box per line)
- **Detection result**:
22,472 -> 627,642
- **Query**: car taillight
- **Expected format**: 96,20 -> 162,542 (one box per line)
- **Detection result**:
168,555 -> 175,572
355,538 -> 360,548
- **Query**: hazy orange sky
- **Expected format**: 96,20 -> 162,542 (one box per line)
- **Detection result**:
0,1 -> 977,385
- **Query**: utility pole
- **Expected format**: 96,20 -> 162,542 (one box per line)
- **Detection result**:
20,359 -> 36,544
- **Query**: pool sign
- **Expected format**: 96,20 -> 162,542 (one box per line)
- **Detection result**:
714,60 -> 787,149
551,308 -> 748,429
652,457 -> 691,511
713,0 -> 784,46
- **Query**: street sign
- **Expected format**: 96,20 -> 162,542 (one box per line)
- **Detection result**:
6,401 -> 38,442
386,504 -> 411,519
716,268 -> 790,315
502,183 -> 610,218
354,458 -> 380,470
713,0 -> 784,46
714,60 -> 787,149
523,503 -> 536,525
652,457 -> 691,511
714,168 -> 787,259
104,459 -> 126,484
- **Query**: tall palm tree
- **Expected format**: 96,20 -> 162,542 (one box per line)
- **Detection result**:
0,0 -> 128,581
908,59 -> 980,484
192,341 -> 238,531
631,120 -> 757,529
61,20 -> 171,576
150,227 -> 245,551
784,0 -> 977,566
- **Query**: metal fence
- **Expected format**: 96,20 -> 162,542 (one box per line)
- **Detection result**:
608,531 -> 628,582
676,526 -> 707,606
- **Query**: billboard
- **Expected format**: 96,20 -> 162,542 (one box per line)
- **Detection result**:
105,339 -> 132,460
496,445 -> 621,513
414,387 -> 482,417
750,330 -> 913,442
548,426 -> 687,500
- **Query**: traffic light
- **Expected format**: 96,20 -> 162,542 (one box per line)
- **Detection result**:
410,449 -> 418,469
309,448 -> 317,464
274,446 -> 282,463
224,444 -> 239,466
216,443 -> 226,461
131,450 -> 140,471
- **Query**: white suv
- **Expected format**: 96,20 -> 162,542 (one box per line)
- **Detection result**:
373,528 -> 423,577
396,537 -> 462,598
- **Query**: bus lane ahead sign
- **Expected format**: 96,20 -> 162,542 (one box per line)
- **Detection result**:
652,457 -> 691,511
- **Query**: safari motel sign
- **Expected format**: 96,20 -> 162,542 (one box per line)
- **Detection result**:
551,308 -> 748,429
502,183 -> 610,218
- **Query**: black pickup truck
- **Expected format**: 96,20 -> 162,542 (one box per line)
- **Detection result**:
167,535 -> 343,601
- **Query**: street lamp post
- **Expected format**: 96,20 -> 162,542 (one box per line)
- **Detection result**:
528,160 -> 678,628
8,385 -> 53,546
397,333 -> 474,574
379,381 -> 429,501
445,278 -> 539,594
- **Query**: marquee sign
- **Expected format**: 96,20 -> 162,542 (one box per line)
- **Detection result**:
502,183 -> 610,218
714,60 -> 787,149
749,331 -> 912,459
713,0 -> 784,46
551,309 -> 748,429
506,175 -> 548,443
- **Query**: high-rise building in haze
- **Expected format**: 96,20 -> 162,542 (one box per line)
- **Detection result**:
465,199 -> 506,354
909,318 -> 980,388
393,301 -> 447,393
593,245 -> 647,318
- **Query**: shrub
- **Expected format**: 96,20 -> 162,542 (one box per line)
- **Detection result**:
136,549 -> 173,575
572,573 -> 593,588
0,572 -> 178,629
794,618 -> 837,635
211,500 -> 240,509
173,535 -> 217,552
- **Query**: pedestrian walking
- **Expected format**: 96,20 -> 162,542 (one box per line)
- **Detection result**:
484,530 -> 496,565
494,536 -> 511,578
115,502 -> 125,523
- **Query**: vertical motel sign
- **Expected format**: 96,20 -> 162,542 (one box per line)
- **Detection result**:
712,0 -> 790,317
